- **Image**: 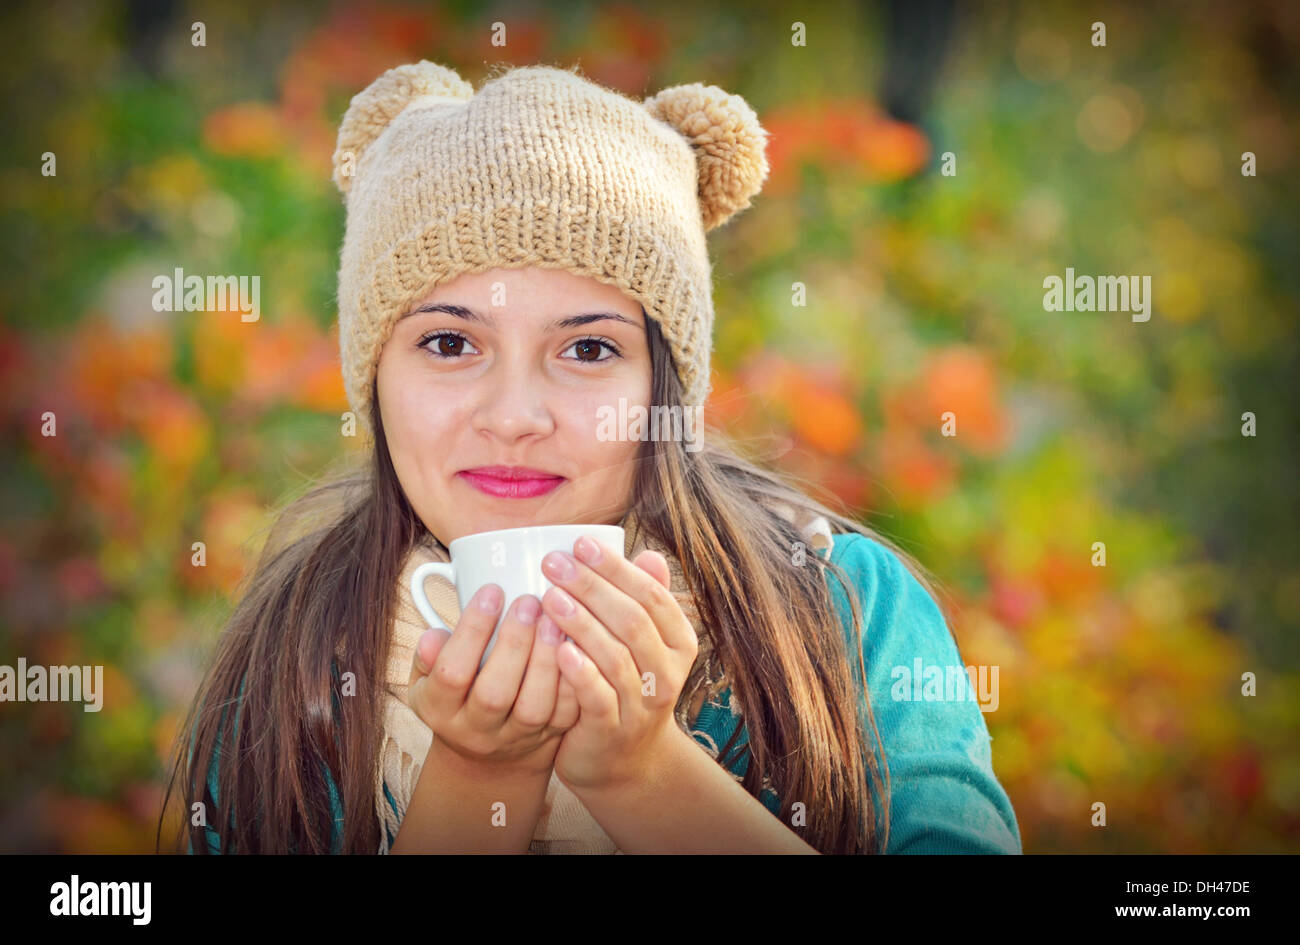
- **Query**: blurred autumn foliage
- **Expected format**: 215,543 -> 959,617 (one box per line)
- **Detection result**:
0,0 -> 1297,853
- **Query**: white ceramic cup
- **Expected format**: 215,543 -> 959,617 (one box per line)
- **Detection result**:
410,524 -> 626,668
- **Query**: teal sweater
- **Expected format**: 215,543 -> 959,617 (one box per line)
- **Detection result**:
193,531 -> 1022,854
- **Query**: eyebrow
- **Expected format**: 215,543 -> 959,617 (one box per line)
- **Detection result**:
401,302 -> 640,331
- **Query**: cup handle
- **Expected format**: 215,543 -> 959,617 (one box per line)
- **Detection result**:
411,561 -> 456,632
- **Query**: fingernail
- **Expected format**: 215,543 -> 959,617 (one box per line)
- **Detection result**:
474,584 -> 502,612
416,630 -> 434,668
574,536 -> 602,565
549,588 -> 575,616
543,551 -> 576,582
515,595 -> 540,624
538,614 -> 562,645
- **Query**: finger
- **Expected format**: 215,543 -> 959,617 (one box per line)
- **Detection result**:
510,607 -> 564,729
408,627 -> 451,693
570,537 -> 695,654
541,583 -> 642,720
427,583 -> 503,717
549,673 -> 579,730
465,594 -> 542,728
633,549 -> 697,652
633,549 -> 672,590
556,640 -> 620,726
545,544 -> 656,663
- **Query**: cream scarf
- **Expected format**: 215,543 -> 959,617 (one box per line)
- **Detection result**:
375,507 -> 834,854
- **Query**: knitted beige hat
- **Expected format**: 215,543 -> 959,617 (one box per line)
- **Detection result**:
331,60 -> 769,437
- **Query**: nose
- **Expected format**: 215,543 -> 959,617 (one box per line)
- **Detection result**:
469,359 -> 556,442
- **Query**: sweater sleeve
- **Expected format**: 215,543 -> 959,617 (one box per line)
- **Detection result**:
827,532 -> 1022,854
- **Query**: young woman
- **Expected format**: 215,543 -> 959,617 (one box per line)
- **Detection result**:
160,60 -> 1021,855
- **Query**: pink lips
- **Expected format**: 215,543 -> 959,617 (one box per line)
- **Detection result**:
458,466 -> 565,499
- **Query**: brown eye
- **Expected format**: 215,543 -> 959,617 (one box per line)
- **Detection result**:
416,330 -> 478,360
563,337 -> 622,363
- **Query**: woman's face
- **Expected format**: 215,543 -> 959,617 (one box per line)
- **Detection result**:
376,266 -> 651,546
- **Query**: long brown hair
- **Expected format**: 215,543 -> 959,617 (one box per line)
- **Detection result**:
158,309 -> 948,854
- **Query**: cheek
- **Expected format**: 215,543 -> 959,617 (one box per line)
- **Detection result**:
572,369 -> 651,422
378,359 -> 468,469
565,387 -> 645,477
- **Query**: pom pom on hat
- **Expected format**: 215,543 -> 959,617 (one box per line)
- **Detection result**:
644,83 -> 770,231
332,60 -> 474,195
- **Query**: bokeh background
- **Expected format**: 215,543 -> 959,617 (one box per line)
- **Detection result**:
1,0 -> 1297,853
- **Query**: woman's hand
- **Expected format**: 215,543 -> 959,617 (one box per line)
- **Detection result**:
538,535 -> 700,792
406,585 -> 580,777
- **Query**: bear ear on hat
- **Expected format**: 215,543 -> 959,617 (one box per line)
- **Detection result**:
332,60 -> 473,196
643,82 -> 770,231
